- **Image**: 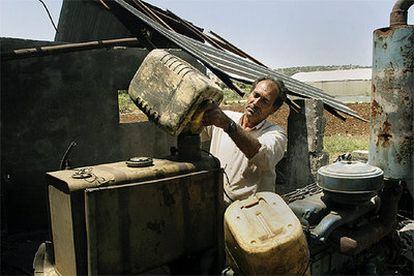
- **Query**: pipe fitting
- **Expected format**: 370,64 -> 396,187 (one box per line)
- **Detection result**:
390,0 -> 413,27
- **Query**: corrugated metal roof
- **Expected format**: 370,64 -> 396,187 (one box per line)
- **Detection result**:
106,0 -> 366,121
292,68 -> 372,82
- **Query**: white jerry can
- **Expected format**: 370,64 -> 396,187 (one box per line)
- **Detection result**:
224,192 -> 310,275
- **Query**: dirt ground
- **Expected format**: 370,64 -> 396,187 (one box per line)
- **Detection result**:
120,102 -> 371,136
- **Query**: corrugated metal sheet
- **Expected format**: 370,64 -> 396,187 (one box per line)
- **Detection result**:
107,0 -> 366,121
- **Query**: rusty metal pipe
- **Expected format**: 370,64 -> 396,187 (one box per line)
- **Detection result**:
1,37 -> 140,61
390,0 -> 414,26
369,0 -> 413,192
336,181 -> 402,255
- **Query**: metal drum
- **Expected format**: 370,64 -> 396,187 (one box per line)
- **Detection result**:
369,0 -> 413,197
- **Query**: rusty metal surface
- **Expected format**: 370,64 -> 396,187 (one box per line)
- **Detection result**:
48,186 -> 77,276
311,197 -> 379,242
106,0 -> 365,121
390,0 -> 414,26
47,155 -> 218,192
133,0 -> 175,31
1,37 -> 141,61
369,13 -> 413,193
85,169 -> 222,274
47,155 -> 222,275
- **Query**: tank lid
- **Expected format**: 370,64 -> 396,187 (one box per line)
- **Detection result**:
319,161 -> 383,179
318,161 -> 383,193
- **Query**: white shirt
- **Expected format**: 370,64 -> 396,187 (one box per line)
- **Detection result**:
202,111 -> 287,205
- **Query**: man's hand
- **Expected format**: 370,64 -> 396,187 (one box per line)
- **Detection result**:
202,103 -> 261,159
202,103 -> 231,130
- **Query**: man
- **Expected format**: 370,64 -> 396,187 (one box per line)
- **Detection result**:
202,76 -> 288,206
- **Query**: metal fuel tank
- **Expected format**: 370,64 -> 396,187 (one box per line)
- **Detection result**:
369,0 -> 413,196
47,156 -> 223,275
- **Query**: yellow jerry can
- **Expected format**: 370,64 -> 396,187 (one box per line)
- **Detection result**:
128,49 -> 223,136
224,192 -> 310,275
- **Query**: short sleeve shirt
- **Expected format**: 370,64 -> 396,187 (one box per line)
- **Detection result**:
203,111 -> 287,205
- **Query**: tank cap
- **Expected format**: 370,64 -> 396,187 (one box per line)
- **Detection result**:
126,157 -> 153,168
72,167 -> 92,179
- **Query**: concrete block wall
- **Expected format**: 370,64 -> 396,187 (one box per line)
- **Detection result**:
1,38 -> 203,233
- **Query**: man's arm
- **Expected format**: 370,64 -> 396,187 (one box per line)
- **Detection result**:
202,104 -> 261,159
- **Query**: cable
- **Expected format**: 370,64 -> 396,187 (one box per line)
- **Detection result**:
36,0 -> 59,33
201,149 -> 235,203
59,141 -> 77,170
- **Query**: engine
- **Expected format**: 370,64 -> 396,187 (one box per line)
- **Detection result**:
286,162 -> 412,275
224,160 -> 413,275
223,1 -> 414,273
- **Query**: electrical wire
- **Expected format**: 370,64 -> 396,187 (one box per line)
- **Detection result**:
201,149 -> 235,203
37,0 -> 59,33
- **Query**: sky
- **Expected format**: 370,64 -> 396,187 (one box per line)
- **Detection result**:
1,0 -> 411,68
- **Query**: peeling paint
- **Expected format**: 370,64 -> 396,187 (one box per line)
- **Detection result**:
371,99 -> 380,119
377,119 -> 393,147
369,24 -> 413,184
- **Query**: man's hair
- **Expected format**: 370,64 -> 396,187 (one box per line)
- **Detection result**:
250,76 -> 288,110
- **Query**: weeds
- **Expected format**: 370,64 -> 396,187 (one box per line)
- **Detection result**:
118,90 -> 139,113
324,134 -> 369,162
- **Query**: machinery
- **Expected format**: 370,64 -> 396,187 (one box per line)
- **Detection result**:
35,1 -> 413,274
220,1 -> 414,274
226,159 -> 411,275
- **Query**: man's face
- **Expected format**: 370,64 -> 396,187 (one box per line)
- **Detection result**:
245,80 -> 279,125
